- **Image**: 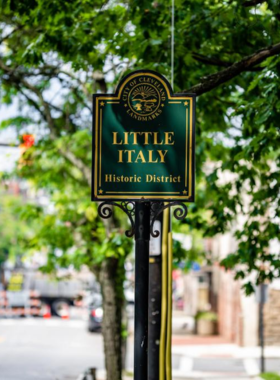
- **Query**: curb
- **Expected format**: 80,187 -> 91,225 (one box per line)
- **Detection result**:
171,344 -> 280,359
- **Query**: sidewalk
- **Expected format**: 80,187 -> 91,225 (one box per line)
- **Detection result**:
95,311 -> 280,380
172,334 -> 280,358
171,334 -> 280,379
96,337 -> 280,380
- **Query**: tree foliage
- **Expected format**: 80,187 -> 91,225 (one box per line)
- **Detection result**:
0,190 -> 30,266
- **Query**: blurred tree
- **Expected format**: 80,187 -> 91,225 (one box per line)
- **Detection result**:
0,191 -> 30,287
0,1 -> 280,379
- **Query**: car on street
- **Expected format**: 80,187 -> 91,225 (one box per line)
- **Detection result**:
87,293 -> 103,332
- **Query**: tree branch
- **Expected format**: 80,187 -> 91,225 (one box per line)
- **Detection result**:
0,26 -> 22,44
0,143 -> 17,147
192,52 -> 262,71
184,42 -> 280,95
58,147 -> 91,186
242,0 -> 265,6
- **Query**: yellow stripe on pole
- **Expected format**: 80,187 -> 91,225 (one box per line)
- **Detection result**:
159,205 -> 169,380
166,223 -> 173,380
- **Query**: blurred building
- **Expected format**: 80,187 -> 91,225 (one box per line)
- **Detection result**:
174,230 -> 280,347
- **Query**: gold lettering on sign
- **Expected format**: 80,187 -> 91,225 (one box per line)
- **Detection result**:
113,131 -> 175,164
124,150 -> 135,163
164,132 -> 175,145
158,150 -> 168,163
118,150 -> 124,163
148,150 -> 158,163
113,132 -> 122,145
146,174 -> 181,183
135,150 -> 146,163
153,132 -> 163,145
124,133 -> 129,145
144,132 -> 153,145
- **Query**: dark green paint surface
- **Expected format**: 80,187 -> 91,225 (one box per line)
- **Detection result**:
92,70 -> 195,201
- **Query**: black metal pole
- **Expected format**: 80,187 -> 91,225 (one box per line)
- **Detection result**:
134,202 -> 150,380
148,256 -> 161,380
148,212 -> 163,380
259,283 -> 265,373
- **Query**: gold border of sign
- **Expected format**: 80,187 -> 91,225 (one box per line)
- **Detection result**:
94,72 -> 194,200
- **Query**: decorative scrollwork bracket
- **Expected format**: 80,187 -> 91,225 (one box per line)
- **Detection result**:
98,201 -> 188,239
150,201 -> 188,238
98,201 -> 136,238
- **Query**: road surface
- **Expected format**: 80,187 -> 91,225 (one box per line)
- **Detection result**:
0,318 -> 104,380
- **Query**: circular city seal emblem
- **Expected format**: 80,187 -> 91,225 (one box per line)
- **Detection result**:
122,74 -> 166,121
128,84 -> 160,116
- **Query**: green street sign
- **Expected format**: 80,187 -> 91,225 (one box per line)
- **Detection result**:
92,70 -> 195,201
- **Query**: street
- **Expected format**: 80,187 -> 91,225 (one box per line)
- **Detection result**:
0,318 -> 104,380
1,318 -> 280,380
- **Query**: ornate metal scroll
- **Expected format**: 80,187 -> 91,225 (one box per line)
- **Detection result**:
150,201 -> 188,238
98,201 -> 136,238
98,201 -> 188,238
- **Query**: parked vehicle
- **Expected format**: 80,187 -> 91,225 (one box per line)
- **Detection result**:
87,293 -> 103,332
1,268 -> 96,317
86,289 -> 135,333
